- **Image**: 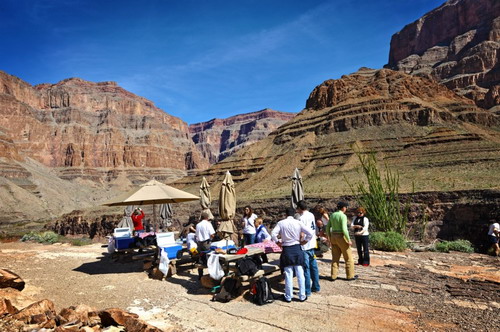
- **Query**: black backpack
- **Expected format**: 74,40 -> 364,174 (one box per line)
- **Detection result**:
237,257 -> 259,276
212,277 -> 242,302
251,277 -> 274,305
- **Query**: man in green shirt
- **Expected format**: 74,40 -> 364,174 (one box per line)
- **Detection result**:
326,202 -> 357,281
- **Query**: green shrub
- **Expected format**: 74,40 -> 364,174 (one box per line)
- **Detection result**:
21,231 -> 60,244
370,231 -> 407,252
67,237 -> 93,246
434,240 -> 474,253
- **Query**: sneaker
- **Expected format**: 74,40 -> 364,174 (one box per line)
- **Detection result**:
346,275 -> 359,281
282,295 -> 291,303
299,296 -> 308,302
362,264 -> 369,267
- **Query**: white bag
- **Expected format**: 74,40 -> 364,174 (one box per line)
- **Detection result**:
207,253 -> 225,280
158,249 -> 170,275
107,237 -> 115,254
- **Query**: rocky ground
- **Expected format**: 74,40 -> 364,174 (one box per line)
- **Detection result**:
0,241 -> 499,332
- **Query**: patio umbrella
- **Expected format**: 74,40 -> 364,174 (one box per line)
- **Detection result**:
103,179 -> 199,232
103,179 -> 199,206
291,168 -> 304,209
159,203 -> 173,230
200,177 -> 214,220
218,171 -> 238,244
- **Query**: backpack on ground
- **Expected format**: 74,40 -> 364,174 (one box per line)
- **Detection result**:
251,277 -> 274,305
212,276 -> 242,302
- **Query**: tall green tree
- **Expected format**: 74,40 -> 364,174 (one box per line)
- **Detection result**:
346,151 -> 409,234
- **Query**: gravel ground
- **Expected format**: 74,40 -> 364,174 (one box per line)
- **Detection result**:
0,241 -> 499,331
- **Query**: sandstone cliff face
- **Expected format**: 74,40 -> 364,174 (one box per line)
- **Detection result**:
178,68 -> 500,202
0,71 -> 209,224
0,71 -> 209,183
387,0 -> 500,109
189,109 -> 296,163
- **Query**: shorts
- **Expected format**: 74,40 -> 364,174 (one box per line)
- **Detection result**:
488,235 -> 499,245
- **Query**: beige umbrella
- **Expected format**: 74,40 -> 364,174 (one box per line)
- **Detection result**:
200,177 -> 214,220
291,168 -> 304,209
218,171 -> 238,244
103,179 -> 199,232
103,179 -> 199,206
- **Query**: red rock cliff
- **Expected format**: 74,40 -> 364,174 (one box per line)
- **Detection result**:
189,108 -> 296,163
0,71 -> 209,182
387,0 -> 500,109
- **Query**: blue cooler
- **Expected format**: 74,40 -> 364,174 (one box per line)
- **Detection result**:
115,237 -> 135,250
157,232 -> 183,259
113,227 -> 135,250
161,244 -> 183,259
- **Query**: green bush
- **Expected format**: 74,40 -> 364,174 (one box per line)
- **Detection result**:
434,240 -> 474,253
21,231 -> 60,244
370,231 -> 407,252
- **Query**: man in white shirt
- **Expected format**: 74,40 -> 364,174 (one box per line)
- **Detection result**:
196,212 -> 215,252
296,200 -> 320,296
272,207 -> 314,302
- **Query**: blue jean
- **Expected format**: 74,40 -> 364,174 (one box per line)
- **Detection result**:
284,265 -> 306,301
303,249 -> 320,295
244,233 -> 256,245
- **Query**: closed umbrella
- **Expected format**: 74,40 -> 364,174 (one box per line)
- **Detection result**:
291,168 -> 304,209
159,203 -> 173,230
218,171 -> 238,244
200,177 -> 214,220
116,205 -> 135,232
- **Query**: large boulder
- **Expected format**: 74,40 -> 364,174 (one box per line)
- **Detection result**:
0,269 -> 25,291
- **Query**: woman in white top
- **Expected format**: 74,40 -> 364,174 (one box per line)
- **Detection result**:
488,221 -> 499,256
241,205 -> 257,245
351,207 -> 370,266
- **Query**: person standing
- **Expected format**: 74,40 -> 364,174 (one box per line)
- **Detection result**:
488,220 -> 500,256
131,208 -> 145,235
241,206 -> 257,245
272,207 -> 314,302
351,207 -> 370,266
326,202 -> 357,281
296,200 -> 320,296
195,212 -> 215,252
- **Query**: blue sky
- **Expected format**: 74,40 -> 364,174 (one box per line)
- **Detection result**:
1,0 -> 444,124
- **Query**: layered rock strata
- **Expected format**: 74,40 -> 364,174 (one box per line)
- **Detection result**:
387,0 -> 500,109
177,68 -> 500,202
189,108 -> 296,163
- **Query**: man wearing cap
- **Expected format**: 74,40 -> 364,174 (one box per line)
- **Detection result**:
196,212 -> 215,252
325,202 -> 357,281
272,207 -> 315,302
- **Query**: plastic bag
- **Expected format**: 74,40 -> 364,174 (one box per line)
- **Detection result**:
107,237 -> 115,254
207,253 -> 225,280
158,249 -> 170,275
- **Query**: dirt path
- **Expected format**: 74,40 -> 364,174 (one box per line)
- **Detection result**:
0,241 -> 499,331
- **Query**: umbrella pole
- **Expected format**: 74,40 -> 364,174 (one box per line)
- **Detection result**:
153,204 -> 157,233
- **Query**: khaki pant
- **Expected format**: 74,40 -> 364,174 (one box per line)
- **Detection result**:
329,234 -> 355,279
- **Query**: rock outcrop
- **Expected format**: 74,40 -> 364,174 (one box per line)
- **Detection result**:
189,108 -> 296,163
0,71 -> 208,224
178,68 -> 500,202
0,71 -> 209,182
387,0 -> 500,109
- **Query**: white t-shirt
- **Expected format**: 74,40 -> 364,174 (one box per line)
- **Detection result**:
299,210 -> 317,251
488,223 -> 500,237
195,219 -> 215,242
242,213 -> 257,235
271,216 -> 314,247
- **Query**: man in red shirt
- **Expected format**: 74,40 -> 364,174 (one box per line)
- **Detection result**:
131,208 -> 145,234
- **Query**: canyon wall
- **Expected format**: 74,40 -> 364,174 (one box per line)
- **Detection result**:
189,109 -> 296,164
387,0 -> 500,109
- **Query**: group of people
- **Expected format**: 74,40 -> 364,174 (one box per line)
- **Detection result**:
188,199 -> 370,302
